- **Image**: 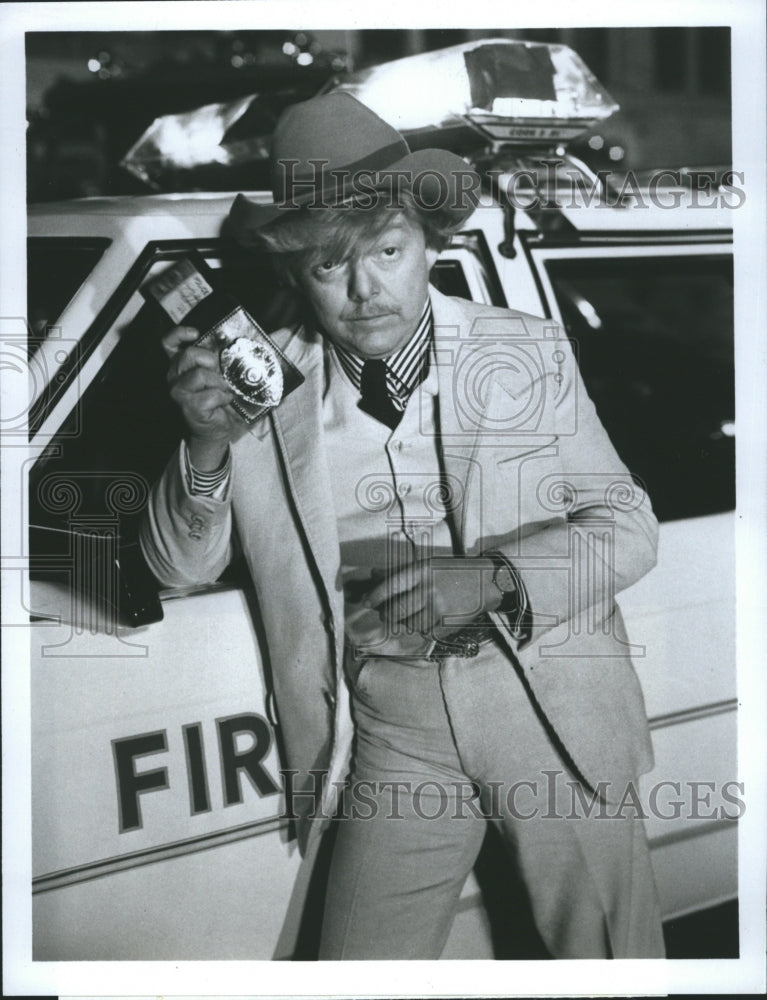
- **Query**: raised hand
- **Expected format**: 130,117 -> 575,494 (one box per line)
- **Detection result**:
163,326 -> 247,469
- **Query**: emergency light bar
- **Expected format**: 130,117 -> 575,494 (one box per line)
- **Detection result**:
121,95 -> 272,186
330,39 -> 619,147
121,38 -> 618,188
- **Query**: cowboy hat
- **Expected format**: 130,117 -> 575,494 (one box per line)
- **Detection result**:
226,91 -> 480,238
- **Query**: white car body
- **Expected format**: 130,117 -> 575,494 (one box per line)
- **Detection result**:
27,187 -> 736,959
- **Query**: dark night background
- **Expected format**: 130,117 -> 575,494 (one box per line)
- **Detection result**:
26,27 -> 731,203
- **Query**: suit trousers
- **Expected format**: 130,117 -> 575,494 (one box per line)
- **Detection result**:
318,641 -> 665,960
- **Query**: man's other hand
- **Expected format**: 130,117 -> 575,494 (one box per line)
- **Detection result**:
363,557 -> 503,642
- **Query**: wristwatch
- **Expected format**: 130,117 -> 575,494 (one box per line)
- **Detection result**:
426,552 -> 524,660
485,550 -> 520,615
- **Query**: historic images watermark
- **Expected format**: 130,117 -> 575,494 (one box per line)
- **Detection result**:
281,769 -> 746,823
274,158 -> 747,213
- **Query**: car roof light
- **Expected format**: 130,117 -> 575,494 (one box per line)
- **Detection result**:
330,39 -> 618,146
121,95 -> 265,186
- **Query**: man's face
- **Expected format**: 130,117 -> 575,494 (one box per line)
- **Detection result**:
295,212 -> 438,359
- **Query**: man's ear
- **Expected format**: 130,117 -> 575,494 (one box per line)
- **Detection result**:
425,246 -> 439,270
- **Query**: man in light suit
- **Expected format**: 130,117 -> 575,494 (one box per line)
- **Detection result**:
141,92 -> 665,959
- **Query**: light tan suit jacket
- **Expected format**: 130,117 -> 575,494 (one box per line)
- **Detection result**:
141,286 -> 658,850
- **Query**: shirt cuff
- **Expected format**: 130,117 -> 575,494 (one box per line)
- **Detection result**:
182,440 -> 232,500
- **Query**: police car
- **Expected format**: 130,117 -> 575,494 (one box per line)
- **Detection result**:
25,39 -> 737,959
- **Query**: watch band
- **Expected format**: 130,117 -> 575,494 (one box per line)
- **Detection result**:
485,549 -> 521,615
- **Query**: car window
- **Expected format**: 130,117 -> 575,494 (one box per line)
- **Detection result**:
27,238 -> 111,358
431,259 -> 472,300
29,236 -> 483,548
545,253 -> 734,522
29,240 -> 481,626
28,244 -> 287,624
434,230 -> 507,306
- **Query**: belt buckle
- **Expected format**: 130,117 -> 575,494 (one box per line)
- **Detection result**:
426,616 -> 497,660
427,637 -> 481,660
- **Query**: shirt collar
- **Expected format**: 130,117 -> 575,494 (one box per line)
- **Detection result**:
332,298 -> 433,406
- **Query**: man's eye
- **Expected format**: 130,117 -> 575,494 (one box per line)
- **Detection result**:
381,246 -> 399,258
314,260 -> 340,276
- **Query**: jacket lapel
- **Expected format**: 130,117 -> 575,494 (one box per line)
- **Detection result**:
266,326 -> 345,635
430,287 -> 486,550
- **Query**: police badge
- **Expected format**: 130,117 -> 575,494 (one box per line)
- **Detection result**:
143,252 -> 303,423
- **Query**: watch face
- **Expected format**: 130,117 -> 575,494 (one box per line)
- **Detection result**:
494,565 -> 516,594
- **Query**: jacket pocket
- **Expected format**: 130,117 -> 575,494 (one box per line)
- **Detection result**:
494,436 -> 559,467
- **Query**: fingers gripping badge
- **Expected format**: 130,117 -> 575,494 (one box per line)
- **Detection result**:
143,252 -> 303,423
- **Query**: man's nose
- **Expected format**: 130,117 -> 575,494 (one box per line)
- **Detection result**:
347,258 -> 379,302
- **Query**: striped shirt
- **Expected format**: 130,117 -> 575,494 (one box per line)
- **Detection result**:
332,299 -> 433,412
183,439 -> 231,499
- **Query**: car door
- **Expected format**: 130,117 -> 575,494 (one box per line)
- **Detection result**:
28,231 -> 307,960
526,235 -> 737,918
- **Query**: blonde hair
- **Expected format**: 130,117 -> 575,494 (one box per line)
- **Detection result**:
250,188 -> 460,282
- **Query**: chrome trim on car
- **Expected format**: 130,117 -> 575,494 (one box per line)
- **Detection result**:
648,697 -> 737,731
32,814 -> 289,895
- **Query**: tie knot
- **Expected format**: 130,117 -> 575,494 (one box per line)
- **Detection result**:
360,358 -> 389,395
359,359 -> 401,430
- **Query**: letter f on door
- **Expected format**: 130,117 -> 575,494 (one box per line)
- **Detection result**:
112,730 -> 169,832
